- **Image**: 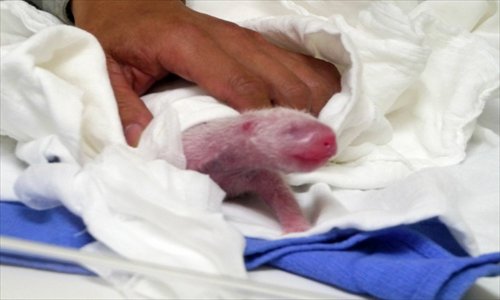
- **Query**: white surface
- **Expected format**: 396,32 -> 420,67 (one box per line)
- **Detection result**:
1,265 -> 499,300
0,265 -> 362,300
1,1 -> 248,287
0,266 -> 123,300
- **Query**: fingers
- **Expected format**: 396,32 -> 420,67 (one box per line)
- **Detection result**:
106,56 -> 153,147
234,30 -> 342,115
270,51 -> 342,115
159,17 -> 341,115
219,31 -> 313,111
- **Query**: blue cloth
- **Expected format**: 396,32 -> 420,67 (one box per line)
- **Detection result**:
245,224 -> 500,300
0,201 -> 95,275
1,201 -> 499,299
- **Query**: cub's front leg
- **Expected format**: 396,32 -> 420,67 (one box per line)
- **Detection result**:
214,169 -> 310,233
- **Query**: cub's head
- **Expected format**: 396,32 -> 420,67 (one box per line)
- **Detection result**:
239,108 -> 336,173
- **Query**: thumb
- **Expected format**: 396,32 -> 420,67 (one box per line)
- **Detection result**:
106,57 -> 153,147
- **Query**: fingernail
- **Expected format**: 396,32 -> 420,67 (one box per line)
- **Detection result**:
124,123 -> 144,147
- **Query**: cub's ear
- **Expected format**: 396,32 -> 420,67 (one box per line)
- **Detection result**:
241,120 -> 255,133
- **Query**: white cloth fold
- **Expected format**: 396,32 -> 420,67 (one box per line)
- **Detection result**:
0,0 -> 246,289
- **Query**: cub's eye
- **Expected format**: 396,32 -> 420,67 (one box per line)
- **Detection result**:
242,120 -> 254,132
284,123 -> 300,136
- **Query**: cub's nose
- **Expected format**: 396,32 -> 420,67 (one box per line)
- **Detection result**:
302,127 -> 337,160
290,124 -> 337,162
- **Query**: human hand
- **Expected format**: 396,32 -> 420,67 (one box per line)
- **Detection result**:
72,0 -> 341,146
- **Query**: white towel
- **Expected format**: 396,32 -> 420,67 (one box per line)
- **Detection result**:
0,0 -> 246,286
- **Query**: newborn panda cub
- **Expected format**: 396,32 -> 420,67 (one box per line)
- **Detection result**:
182,108 -> 336,233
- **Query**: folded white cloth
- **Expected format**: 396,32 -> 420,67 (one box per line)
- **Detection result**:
1,0 -> 499,297
0,0 -> 246,284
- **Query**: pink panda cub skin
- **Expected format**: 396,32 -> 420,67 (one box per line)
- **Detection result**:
182,107 -> 337,233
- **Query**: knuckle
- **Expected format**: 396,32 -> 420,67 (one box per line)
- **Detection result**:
172,22 -> 206,40
310,60 -> 342,94
310,81 -> 337,102
225,74 -> 270,111
166,23 -> 207,54
308,81 -> 339,115
229,73 -> 267,96
323,67 -> 342,93
221,21 -> 245,35
219,21 -> 260,41
282,82 -> 312,104
246,29 -> 267,42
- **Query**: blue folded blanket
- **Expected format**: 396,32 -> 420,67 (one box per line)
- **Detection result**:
1,201 -> 499,299
0,201 -> 94,275
246,223 -> 500,300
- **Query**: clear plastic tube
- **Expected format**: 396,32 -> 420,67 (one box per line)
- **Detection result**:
0,236 -> 333,299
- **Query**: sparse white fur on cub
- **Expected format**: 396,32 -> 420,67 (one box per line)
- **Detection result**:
182,108 -> 336,233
